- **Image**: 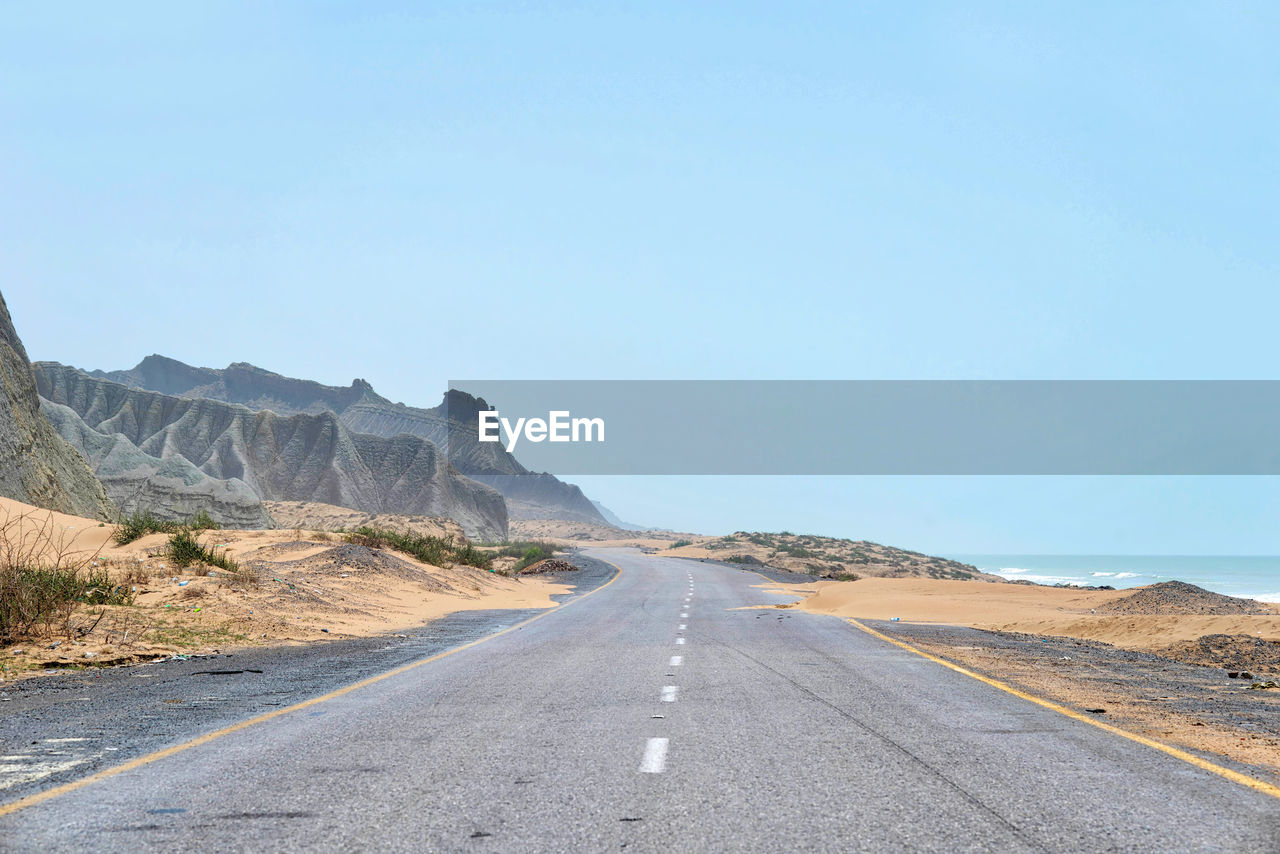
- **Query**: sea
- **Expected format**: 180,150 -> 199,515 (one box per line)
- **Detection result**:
944,554 -> 1280,603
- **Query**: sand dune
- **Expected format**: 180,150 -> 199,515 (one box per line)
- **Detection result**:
772,576 -> 1280,651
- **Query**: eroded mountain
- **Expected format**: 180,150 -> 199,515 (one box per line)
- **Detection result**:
36,363 -> 507,540
91,356 -> 605,524
40,398 -> 272,528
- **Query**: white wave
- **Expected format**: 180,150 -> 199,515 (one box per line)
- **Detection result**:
1091,572 -> 1115,577
1114,572 -> 1141,579
998,568 -> 1029,574
1251,592 -> 1280,603
994,570 -> 1088,585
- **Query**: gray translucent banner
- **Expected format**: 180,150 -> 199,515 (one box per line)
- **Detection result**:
445,381 -> 1280,475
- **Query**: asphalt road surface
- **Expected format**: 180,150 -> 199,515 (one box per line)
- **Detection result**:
2,548 -> 1278,852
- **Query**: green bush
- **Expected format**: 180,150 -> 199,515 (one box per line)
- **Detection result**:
114,509 -> 222,546
166,529 -> 239,574
486,540 -> 561,559
0,565 -> 132,643
187,509 -> 222,531
452,542 -> 492,569
346,527 -> 493,570
514,546 -> 553,572
113,510 -> 182,545
668,539 -> 694,549
478,540 -> 564,572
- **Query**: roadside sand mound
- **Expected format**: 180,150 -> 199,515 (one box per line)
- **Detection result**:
262,543 -> 476,595
263,500 -> 465,542
1157,633 -> 1280,672
1097,581 -> 1273,616
783,576 -> 1280,651
0,496 -> 573,680
520,558 -> 579,575
274,543 -> 424,579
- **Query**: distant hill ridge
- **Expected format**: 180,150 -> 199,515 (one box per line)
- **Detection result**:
36,363 -> 507,540
666,530 -> 997,581
93,357 -> 375,416
91,355 -> 606,524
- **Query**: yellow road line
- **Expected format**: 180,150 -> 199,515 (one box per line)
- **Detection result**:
847,617 -> 1280,801
0,560 -> 624,819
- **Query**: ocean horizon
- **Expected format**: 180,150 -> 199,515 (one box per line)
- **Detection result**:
945,554 -> 1280,603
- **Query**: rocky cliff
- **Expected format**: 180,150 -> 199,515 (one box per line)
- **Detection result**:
0,293 -> 113,519
36,364 -> 508,540
91,356 -> 607,524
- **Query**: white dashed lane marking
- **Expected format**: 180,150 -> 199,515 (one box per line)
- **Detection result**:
670,655 -> 682,666
661,686 -> 679,702
0,738 -> 106,792
676,637 -> 685,645
640,738 -> 669,773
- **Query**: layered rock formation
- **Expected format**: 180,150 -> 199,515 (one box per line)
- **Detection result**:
0,293 -> 113,519
91,356 -> 607,524
36,364 -> 508,540
40,399 -> 273,528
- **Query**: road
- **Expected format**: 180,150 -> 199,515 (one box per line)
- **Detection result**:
2,548 -> 1278,852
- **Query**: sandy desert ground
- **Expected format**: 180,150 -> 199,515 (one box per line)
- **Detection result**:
765,576 -> 1280,651
0,498 -> 571,679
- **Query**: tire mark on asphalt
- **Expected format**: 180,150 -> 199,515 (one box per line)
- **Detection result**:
709,637 -> 1046,853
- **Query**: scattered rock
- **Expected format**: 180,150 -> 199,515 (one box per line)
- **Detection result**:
519,558 -> 579,575
1159,635 -> 1280,671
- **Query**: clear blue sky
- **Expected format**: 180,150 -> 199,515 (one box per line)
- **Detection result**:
4,3 -> 1279,552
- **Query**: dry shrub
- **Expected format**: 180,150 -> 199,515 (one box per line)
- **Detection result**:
101,610 -> 149,647
121,561 -> 152,586
0,507 -> 125,644
224,562 -> 260,590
